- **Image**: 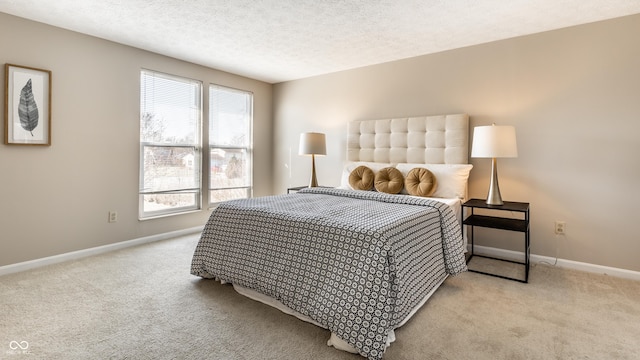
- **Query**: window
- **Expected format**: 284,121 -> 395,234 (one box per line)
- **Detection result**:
209,85 -> 253,204
139,70 -> 202,218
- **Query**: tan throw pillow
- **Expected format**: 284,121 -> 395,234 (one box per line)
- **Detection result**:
349,165 -> 375,190
374,167 -> 404,194
405,167 -> 438,197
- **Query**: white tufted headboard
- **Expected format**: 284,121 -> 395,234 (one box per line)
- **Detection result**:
347,114 -> 469,164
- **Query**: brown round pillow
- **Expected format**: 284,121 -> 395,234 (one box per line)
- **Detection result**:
374,167 -> 404,194
349,165 -> 375,190
405,167 -> 437,197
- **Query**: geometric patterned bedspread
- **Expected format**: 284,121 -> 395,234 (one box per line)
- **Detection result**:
191,187 -> 467,360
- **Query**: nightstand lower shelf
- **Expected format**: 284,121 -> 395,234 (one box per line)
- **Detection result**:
287,186 -> 308,194
462,199 -> 530,283
466,253 -> 529,283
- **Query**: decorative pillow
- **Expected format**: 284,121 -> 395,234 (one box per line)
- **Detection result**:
338,162 -> 394,189
396,163 -> 473,199
374,167 -> 404,194
405,168 -> 437,197
348,166 -> 375,190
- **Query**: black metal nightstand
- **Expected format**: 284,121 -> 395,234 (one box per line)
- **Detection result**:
462,198 -> 530,283
287,185 -> 332,194
287,186 -> 308,194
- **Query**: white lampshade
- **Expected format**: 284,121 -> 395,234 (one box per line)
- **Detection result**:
471,124 -> 517,205
299,132 -> 326,155
471,125 -> 518,158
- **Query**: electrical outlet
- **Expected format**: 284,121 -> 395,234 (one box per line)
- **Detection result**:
108,211 -> 118,223
555,221 -> 566,235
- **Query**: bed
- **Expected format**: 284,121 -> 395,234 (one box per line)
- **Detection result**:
191,114 -> 472,360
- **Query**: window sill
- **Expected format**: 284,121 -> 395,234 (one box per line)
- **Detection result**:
138,209 -> 202,221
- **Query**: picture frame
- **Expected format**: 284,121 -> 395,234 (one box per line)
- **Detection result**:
4,63 -> 52,145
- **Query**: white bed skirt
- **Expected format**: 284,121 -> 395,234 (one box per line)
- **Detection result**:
228,272 -> 448,355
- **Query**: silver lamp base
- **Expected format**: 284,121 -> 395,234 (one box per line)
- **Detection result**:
308,154 -> 318,187
486,157 -> 504,205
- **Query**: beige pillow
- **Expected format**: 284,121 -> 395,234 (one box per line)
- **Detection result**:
349,165 -> 375,190
374,167 -> 404,194
405,168 -> 437,197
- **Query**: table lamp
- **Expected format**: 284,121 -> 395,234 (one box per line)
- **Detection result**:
471,124 -> 518,205
299,132 -> 326,187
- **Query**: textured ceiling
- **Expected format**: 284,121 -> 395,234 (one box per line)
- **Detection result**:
1,0 -> 640,83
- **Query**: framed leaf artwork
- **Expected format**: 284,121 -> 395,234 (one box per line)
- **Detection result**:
4,64 -> 52,145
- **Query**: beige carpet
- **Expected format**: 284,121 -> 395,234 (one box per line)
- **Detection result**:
1,234 -> 639,359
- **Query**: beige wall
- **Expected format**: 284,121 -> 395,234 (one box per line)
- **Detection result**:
2,11 -> 638,273
274,14 -> 640,272
0,13 -> 273,266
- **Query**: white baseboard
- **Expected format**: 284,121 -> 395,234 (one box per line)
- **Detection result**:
0,226 -> 204,277
470,245 -> 640,281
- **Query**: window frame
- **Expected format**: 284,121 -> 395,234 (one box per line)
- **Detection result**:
208,84 -> 254,206
139,69 -> 203,219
